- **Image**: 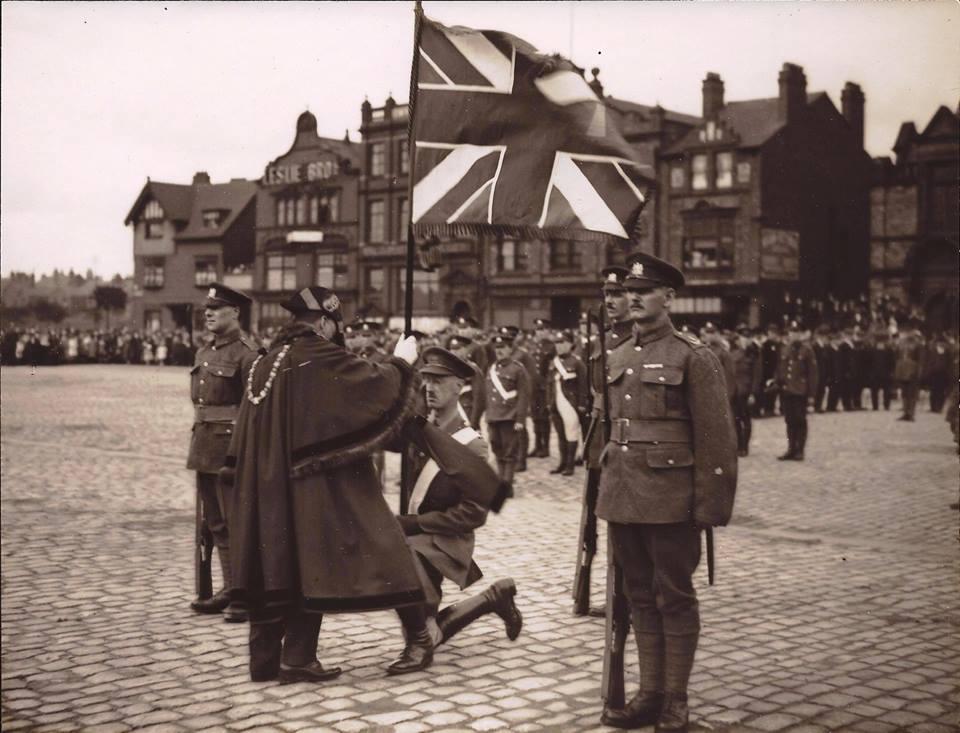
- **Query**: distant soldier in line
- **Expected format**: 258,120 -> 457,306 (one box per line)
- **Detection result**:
529,318 -> 557,459
925,332 -> 952,413
895,320 -> 926,422
702,323 -> 735,403
485,330 -> 530,491
389,347 -> 522,673
825,330 -> 845,412
852,328 -> 870,410
811,325 -> 831,413
447,334 -> 486,429
867,330 -> 896,411
760,325 -> 781,416
598,252 -> 737,732
838,328 -> 857,411
188,283 -> 261,622
546,330 -> 588,476
729,325 -> 763,457
774,321 -> 818,461
506,327 -> 537,473
354,321 -> 388,363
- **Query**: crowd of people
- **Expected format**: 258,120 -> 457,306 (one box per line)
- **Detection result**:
0,327 -> 198,366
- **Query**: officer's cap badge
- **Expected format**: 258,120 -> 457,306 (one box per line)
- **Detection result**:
208,287 -> 217,298
631,262 -> 645,277
322,293 -> 340,312
607,272 -> 619,283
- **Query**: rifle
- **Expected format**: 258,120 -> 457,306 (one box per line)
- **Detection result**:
572,309 -> 599,616
195,490 -> 213,601
599,303 -> 631,708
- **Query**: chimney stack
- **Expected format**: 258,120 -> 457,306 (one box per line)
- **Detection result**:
192,171 -> 211,185
702,72 -> 724,120
778,63 -> 807,123
841,82 -> 865,148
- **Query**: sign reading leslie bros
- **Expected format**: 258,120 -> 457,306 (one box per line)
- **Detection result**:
263,158 -> 340,186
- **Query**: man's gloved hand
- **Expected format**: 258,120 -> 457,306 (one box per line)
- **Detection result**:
396,514 -> 423,536
393,335 -> 419,365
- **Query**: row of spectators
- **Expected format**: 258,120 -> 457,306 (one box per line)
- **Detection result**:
0,328 -> 199,367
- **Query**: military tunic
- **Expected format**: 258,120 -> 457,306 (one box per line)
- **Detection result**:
485,358 -> 530,463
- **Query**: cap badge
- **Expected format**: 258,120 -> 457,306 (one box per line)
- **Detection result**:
607,272 -> 618,283
322,293 -> 340,312
208,287 -> 217,298
631,262 -> 645,277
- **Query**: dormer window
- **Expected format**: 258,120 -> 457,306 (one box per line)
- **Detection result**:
202,210 -> 223,229
144,200 -> 164,239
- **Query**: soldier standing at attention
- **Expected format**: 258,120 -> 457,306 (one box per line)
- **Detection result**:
485,330 -> 530,492
729,325 -> 762,457
529,318 -> 557,459
598,253 -> 737,732
504,326 -> 537,473
702,323 -> 735,403
188,284 -> 261,622
760,325 -> 781,416
775,321 -> 818,461
546,330 -> 588,476
894,320 -> 926,422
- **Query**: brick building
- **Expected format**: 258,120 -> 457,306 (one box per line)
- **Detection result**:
656,63 -> 873,328
870,105 -> 959,333
251,111 -> 361,330
125,173 -> 256,332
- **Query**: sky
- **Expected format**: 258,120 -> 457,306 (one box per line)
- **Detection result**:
2,1 -> 958,278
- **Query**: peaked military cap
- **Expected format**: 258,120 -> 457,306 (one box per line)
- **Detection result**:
204,283 -> 252,309
453,316 -> 479,329
447,334 -> 474,350
786,319 -> 803,332
553,329 -> 574,343
419,347 -> 475,380
702,321 -> 718,334
281,287 -> 343,320
352,320 -> 383,333
601,266 -> 630,291
736,323 -> 751,336
533,318 -> 552,329
408,330 -> 427,340
623,252 -> 685,290
492,332 -> 515,346
499,325 -> 520,337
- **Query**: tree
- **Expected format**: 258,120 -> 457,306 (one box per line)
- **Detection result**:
31,298 -> 67,324
94,286 -> 128,329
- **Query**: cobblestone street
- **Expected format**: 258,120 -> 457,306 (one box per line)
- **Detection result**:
2,364 -> 958,732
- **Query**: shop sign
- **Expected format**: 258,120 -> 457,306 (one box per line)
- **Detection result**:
760,228 -> 799,280
263,158 -> 339,186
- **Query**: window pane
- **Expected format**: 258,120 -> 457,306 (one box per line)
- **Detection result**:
310,196 -> 319,224
371,143 -> 386,176
368,201 -> 385,242
399,140 -> 410,174
736,161 -> 751,184
716,153 -> 733,188
670,166 -> 685,189
329,193 -> 339,223
367,267 -> 384,293
692,154 -> 708,190
276,199 -> 286,226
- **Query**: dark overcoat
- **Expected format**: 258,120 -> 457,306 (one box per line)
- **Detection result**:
225,325 -> 425,614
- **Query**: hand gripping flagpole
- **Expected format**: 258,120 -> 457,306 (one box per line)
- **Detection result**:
400,0 -> 425,515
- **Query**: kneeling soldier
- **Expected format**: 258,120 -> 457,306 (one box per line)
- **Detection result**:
389,347 -> 522,674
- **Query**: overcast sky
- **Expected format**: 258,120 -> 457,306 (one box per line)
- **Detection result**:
2,1 -> 957,278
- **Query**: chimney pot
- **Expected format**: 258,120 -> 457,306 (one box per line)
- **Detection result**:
193,171 -> 211,185
778,62 -> 807,123
841,82 -> 865,148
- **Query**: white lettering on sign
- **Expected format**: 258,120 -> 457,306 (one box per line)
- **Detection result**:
264,159 -> 339,186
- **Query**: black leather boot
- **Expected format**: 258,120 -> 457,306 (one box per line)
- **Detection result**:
218,552 -> 247,623
601,690 -> 663,729
386,627 -> 434,675
561,442 -> 575,476
191,588 -> 230,614
655,694 -> 689,733
437,578 -> 522,644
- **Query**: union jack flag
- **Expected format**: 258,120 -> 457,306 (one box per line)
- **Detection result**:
411,14 -> 652,243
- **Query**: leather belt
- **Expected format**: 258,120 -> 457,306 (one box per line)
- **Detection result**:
194,404 -> 238,422
609,418 -> 691,445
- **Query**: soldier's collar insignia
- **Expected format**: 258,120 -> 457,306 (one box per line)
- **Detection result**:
631,262 -> 644,277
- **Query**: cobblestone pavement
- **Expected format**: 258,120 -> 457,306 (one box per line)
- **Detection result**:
2,365 -> 958,733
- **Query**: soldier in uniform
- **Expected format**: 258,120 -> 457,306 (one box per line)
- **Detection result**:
729,325 -> 762,457
504,326 -> 537,473
811,325 -> 831,413
188,283 -> 262,622
774,321 -> 818,461
546,330 -> 588,476
895,320 -> 926,422
389,347 -> 522,673
598,252 -> 737,732
447,334 -> 485,429
867,330 -> 896,411
485,330 -> 530,491
529,318 -> 557,459
702,323 -> 735,403
760,325 -> 781,416
354,321 -> 388,362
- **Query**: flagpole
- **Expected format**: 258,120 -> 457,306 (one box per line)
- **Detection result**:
403,0 -> 425,337
400,0 -> 425,516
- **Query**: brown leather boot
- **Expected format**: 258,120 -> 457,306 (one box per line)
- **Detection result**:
386,628 -> 434,675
